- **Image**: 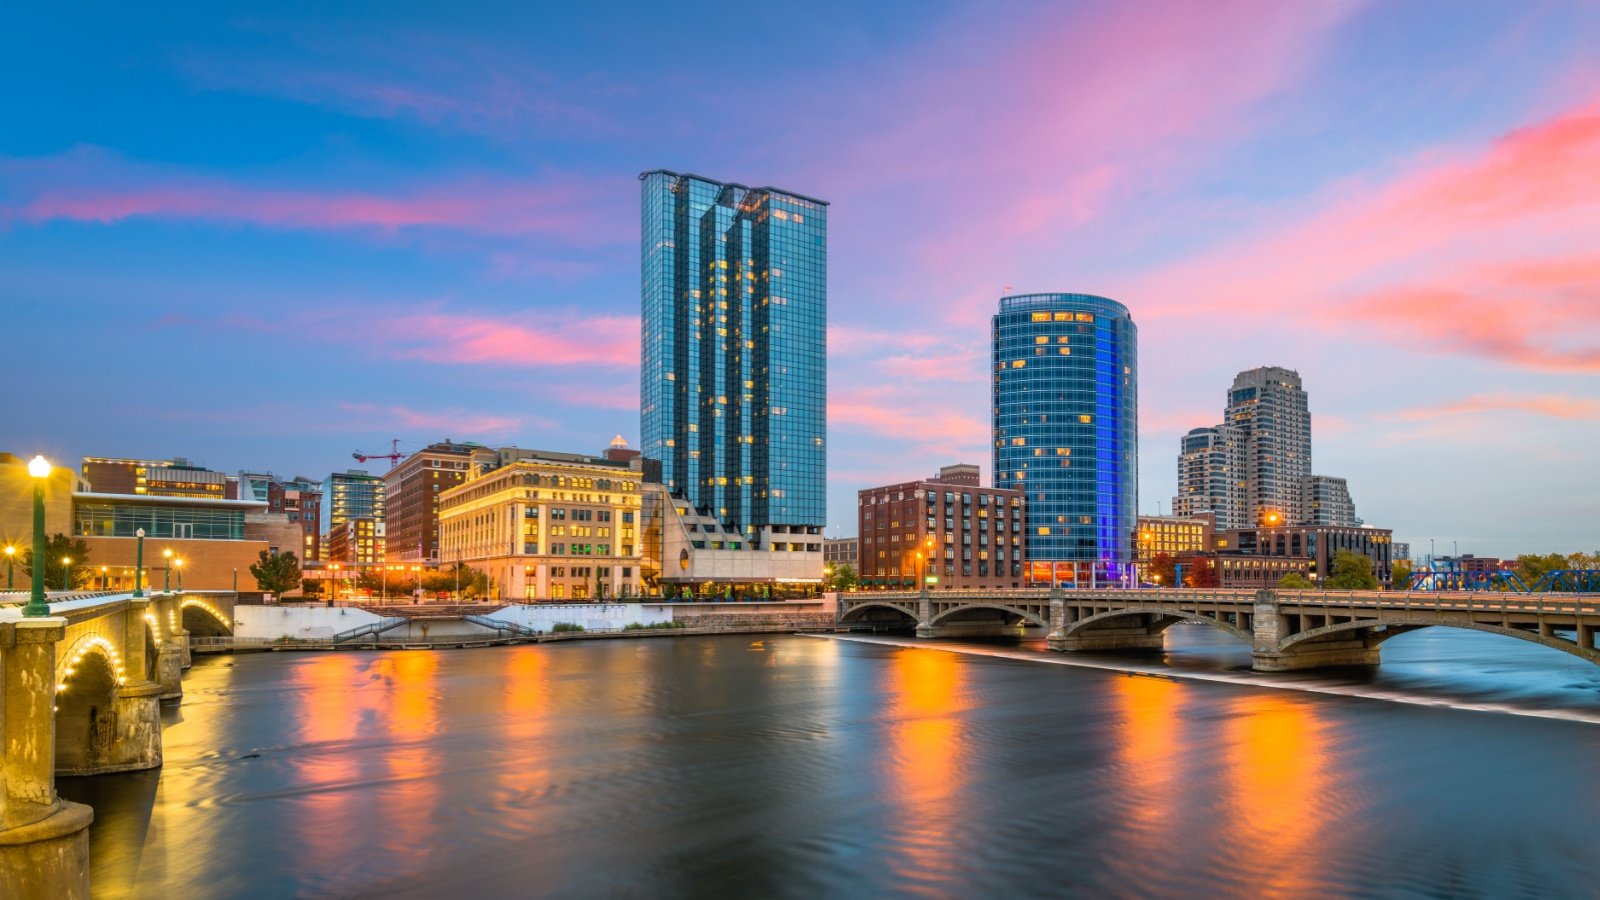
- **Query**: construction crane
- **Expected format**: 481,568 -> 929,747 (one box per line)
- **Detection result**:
353,438 -> 405,469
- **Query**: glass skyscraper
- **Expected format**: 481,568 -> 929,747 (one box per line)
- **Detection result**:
992,293 -> 1137,585
639,169 -> 827,544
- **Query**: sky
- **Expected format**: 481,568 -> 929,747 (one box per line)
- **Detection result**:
3,1 -> 1598,556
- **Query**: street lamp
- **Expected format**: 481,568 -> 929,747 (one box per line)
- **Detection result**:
61,556 -> 71,592
23,454 -> 52,617
4,544 -> 14,591
133,528 -> 146,598
162,548 -> 173,593
174,557 -> 184,592
916,551 -> 925,587
99,565 -> 108,591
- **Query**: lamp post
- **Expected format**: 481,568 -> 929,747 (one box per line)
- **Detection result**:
174,557 -> 184,592
411,565 -> 421,602
100,565 -> 108,591
330,563 -> 341,600
381,564 -> 389,599
163,548 -> 173,593
5,544 -> 14,591
23,454 -> 52,617
133,528 -> 146,598
60,556 -> 71,592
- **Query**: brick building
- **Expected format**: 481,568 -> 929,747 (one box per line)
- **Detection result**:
383,441 -> 494,564
858,464 -> 1025,590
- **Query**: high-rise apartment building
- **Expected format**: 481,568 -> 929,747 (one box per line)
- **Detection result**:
384,440 -> 494,565
1179,367 -> 1361,529
323,470 -> 386,541
992,293 -> 1137,585
638,169 -> 827,589
1225,367 -> 1312,525
239,471 -> 324,561
1300,474 -> 1358,527
1172,425 -> 1246,529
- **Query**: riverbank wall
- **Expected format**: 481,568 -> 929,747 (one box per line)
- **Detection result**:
209,598 -> 837,651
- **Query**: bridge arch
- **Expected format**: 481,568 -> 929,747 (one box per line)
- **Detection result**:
53,638 -> 126,773
181,597 -> 233,637
838,600 -> 920,628
930,603 -> 1048,629
1279,617 -> 1600,665
1062,606 -> 1253,646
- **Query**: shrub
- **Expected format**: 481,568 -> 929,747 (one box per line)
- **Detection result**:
552,622 -> 584,633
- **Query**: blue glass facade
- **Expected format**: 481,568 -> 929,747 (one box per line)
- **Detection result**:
992,294 -> 1137,583
639,170 -> 827,540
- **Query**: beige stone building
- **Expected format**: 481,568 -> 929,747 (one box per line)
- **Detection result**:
439,448 -> 643,601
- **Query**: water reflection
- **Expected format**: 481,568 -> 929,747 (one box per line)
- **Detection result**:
295,654 -> 365,878
882,648 -> 966,892
381,652 -> 442,857
1223,695 -> 1331,898
1110,674 -> 1183,843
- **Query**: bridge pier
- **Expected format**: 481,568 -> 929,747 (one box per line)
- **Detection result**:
1250,590 -> 1380,671
156,643 -> 185,704
1,618 -> 93,899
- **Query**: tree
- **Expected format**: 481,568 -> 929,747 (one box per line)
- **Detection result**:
824,563 -> 859,593
1326,550 -> 1379,590
1514,553 -> 1571,589
22,534 -> 92,590
1184,556 -> 1219,588
300,577 -> 324,598
1277,572 -> 1316,589
1148,553 -> 1176,587
422,563 -> 488,598
1390,560 -> 1413,590
250,550 -> 302,596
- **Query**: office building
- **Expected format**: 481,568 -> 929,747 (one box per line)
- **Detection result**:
1134,514 -> 1214,567
1224,367 -> 1312,525
1393,542 -> 1411,565
326,517 -> 385,566
439,446 -> 642,601
992,293 -> 1137,586
823,537 -> 858,569
858,464 -> 1026,590
1225,523 -> 1393,586
638,169 -> 827,590
3,453 -> 299,593
239,472 -> 323,562
323,470 -> 386,537
384,440 -> 494,565
1172,425 -> 1246,530
82,456 -> 233,499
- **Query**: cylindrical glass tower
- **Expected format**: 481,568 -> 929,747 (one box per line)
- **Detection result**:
992,293 -> 1137,586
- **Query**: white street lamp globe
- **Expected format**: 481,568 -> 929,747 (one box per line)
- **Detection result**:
27,455 -> 52,478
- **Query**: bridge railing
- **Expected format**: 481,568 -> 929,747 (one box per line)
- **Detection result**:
841,588 -> 1600,617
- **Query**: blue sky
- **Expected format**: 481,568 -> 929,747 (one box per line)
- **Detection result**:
4,1 -> 1599,554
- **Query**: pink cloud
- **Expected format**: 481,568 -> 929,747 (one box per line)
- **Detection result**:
373,311 -> 639,368
1126,91 -> 1600,372
1,148 -> 622,244
819,0 -> 1368,319
830,386 -> 989,452
1383,393 -> 1600,422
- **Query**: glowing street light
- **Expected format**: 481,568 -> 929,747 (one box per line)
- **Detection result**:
61,556 -> 72,592
23,454 -> 52,617
162,548 -> 174,593
174,557 -> 184,592
4,544 -> 14,591
133,528 -> 147,598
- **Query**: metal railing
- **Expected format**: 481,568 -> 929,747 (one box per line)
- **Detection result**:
332,617 -> 409,643
462,615 -> 540,637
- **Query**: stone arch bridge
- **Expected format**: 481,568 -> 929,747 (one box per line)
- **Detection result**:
838,587 -> 1600,671
0,590 -> 234,896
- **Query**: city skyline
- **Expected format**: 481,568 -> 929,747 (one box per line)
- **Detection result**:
5,2 -> 1599,555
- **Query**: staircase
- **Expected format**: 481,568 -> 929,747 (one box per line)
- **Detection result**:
333,617 -> 409,643
462,614 -> 540,638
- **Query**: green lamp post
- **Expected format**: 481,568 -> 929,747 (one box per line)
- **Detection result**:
23,454 -> 52,617
175,557 -> 184,592
133,528 -> 146,598
162,548 -> 172,593
61,556 -> 71,592
4,544 -> 14,591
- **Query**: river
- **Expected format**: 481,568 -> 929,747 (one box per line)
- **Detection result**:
59,628 -> 1600,898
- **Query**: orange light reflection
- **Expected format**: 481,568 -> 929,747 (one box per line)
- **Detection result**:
883,649 -> 966,890
1223,695 -> 1329,898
